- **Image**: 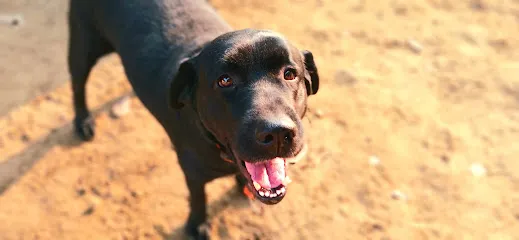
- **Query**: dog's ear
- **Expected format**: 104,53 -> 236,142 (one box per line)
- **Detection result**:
169,58 -> 197,109
302,50 -> 319,95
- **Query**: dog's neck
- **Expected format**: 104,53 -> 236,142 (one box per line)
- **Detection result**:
192,112 -> 234,163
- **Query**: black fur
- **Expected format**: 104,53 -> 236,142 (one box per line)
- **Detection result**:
68,0 -> 319,239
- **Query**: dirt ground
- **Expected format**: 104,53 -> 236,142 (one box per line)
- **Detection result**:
0,0 -> 69,116
1,0 -> 519,239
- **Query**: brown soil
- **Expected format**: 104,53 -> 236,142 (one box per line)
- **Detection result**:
1,0 -> 519,239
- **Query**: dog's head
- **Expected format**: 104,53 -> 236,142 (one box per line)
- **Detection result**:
169,29 -> 319,204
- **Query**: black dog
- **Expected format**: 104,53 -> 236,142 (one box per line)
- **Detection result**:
68,0 -> 319,239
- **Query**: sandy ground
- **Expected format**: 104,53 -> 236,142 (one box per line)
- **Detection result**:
1,0 -> 519,239
0,0 -> 69,116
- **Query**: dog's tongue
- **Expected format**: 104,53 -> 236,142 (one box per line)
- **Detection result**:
245,158 -> 285,189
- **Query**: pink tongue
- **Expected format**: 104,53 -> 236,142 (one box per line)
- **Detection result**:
245,158 -> 285,189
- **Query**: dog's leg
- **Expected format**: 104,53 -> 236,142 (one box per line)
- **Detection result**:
185,178 -> 211,240
67,10 -> 113,141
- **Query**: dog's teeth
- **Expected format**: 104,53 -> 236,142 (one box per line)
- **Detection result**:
280,187 -> 286,193
259,191 -> 265,197
265,191 -> 270,197
276,189 -> 282,195
271,193 -> 277,198
253,181 -> 261,190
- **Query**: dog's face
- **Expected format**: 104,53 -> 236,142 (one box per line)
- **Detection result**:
169,29 -> 319,204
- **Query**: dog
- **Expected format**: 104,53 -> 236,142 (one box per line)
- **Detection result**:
68,0 -> 319,239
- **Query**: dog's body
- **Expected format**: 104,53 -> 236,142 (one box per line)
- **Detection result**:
68,0 -> 319,239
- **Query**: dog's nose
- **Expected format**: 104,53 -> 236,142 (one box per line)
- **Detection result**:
255,122 -> 296,155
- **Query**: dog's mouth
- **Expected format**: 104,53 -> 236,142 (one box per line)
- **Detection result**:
234,144 -> 308,205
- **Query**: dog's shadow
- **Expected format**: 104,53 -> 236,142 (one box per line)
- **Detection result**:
0,92 -> 135,194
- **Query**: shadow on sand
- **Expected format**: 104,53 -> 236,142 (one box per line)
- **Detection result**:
0,91 -> 135,194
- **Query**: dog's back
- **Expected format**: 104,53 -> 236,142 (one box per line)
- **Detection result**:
68,0 -> 231,118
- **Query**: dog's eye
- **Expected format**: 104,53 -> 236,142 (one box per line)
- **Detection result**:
217,74 -> 233,88
284,69 -> 297,81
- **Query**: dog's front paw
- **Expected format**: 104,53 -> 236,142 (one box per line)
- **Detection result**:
185,222 -> 211,240
74,114 -> 95,141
